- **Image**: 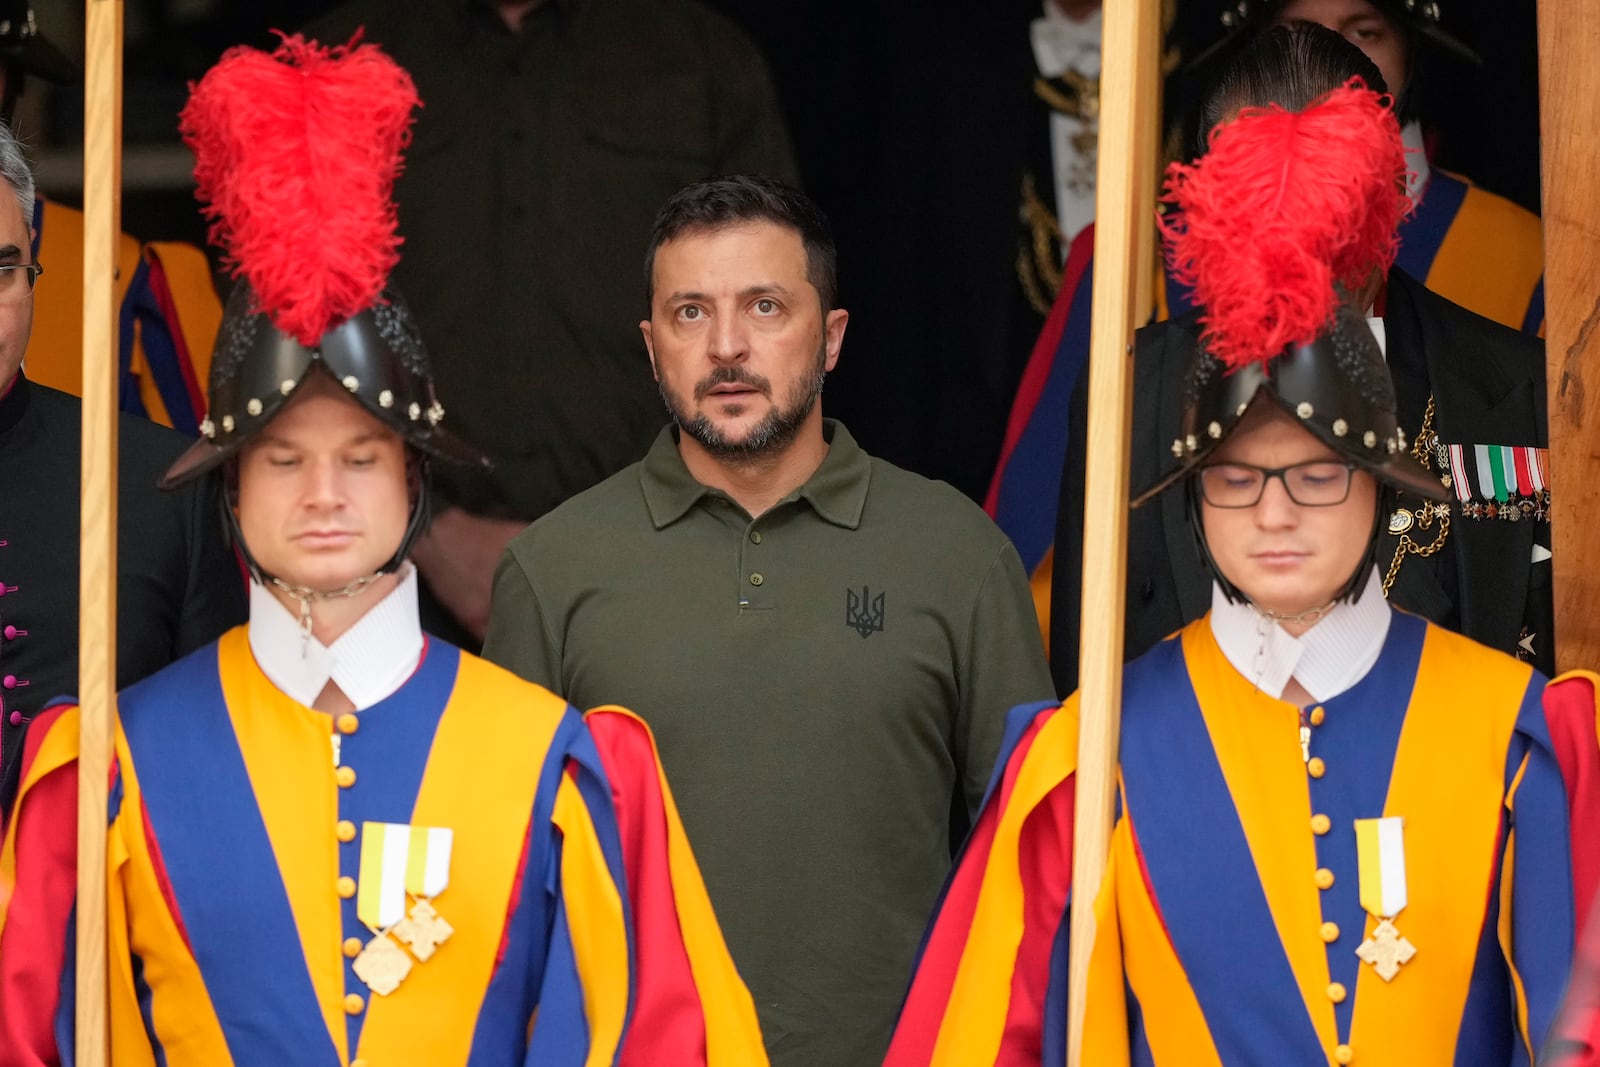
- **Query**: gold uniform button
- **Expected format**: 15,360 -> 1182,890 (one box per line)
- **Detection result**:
1335,1044 -> 1354,1064
343,937 -> 364,959
1320,921 -> 1340,943
749,530 -> 763,544
337,713 -> 360,735
1315,867 -> 1336,889
1310,706 -> 1326,726
336,765 -> 357,789
337,876 -> 357,898
1308,757 -> 1326,779
1311,813 -> 1331,835
336,820 -> 357,843
749,572 -> 764,586
344,993 -> 365,1015
1326,981 -> 1347,1004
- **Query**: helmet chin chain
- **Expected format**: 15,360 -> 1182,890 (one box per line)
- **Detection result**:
269,573 -> 390,652
1250,598 -> 1338,626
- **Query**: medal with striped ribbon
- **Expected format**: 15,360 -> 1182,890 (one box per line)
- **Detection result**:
351,823 -> 455,994
1353,816 -> 1416,981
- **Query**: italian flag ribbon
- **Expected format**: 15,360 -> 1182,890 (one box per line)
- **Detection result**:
1354,815 -> 1407,919
358,822 -> 454,929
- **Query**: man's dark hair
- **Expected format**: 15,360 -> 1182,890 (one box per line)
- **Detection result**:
643,174 -> 838,312
1195,21 -> 1389,155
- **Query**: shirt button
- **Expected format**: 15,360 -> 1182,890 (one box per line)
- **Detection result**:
3,675 -> 17,689
8,710 -> 21,726
1335,1045 -> 1354,1064
1320,921 -> 1340,943
1310,706 -> 1326,726
337,713 -> 360,735
1315,867 -> 1335,889
344,993 -> 365,1015
337,876 -> 357,898
337,765 -> 357,789
1308,757 -> 1326,779
336,820 -> 357,843
1310,813 -> 1331,835
343,937 -> 364,959
749,572 -> 764,586
1326,981 -> 1347,1004
3,625 -> 17,639
749,530 -> 763,544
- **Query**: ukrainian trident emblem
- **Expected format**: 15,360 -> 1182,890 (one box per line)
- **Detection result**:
846,586 -> 885,638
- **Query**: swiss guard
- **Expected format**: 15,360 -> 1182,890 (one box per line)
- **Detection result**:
0,35 -> 766,1067
884,78 -> 1600,1066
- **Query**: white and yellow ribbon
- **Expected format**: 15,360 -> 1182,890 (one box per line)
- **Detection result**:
359,822 -> 453,929
1354,815 -> 1407,919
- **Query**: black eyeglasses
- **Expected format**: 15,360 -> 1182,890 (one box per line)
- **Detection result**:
1197,460 -> 1359,508
0,262 -> 43,299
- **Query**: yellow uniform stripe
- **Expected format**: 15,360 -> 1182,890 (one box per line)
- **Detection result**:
930,703 -> 1079,1066
552,773 -> 630,1065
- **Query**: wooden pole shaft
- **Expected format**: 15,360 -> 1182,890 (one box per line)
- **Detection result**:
1536,0 -> 1600,673
1066,0 -> 1161,1061
77,3 -> 123,1065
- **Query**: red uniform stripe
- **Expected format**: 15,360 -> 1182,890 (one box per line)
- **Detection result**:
985,225 -> 1097,516
1543,674 -> 1600,935
997,772 -> 1075,1063
0,716 -> 79,1065
585,713 -> 709,1063
883,712 -> 1057,1065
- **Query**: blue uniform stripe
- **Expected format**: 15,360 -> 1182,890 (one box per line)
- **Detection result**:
1522,278 -> 1545,336
1039,891 -> 1072,1065
1119,637 -> 1324,1062
522,869 -> 593,1064
992,260 -> 1096,570
120,646 -> 340,1066
1396,171 -> 1467,283
1504,675 -> 1574,1056
1309,611 -> 1425,1039
56,901 -> 77,1067
335,639 -> 460,1054
466,708 -> 589,1066
121,260 -> 201,434
1453,858 -> 1514,1067
131,950 -> 172,1067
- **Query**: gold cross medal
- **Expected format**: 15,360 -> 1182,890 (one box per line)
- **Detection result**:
1353,816 -> 1417,982
353,823 -> 454,993
392,826 -> 455,962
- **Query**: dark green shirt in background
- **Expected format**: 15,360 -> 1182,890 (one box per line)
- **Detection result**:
305,0 -> 797,520
484,421 -> 1055,1066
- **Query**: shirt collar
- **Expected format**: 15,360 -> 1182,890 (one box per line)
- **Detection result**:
247,565 -> 424,711
1030,3 -> 1102,79
1208,569 -> 1391,703
639,419 -> 872,529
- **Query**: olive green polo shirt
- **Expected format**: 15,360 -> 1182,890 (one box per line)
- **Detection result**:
484,420 -> 1054,1067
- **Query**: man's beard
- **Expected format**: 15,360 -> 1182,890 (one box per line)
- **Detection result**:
661,349 -> 827,460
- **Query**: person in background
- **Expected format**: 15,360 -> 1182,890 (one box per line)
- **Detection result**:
0,0 -> 223,432
0,111 -> 243,814
484,175 -> 1054,1066
303,0 -> 797,647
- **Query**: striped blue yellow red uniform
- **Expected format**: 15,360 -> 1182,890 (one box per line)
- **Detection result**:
0,629 -> 766,1066
988,171 -> 1546,639
886,611 -> 1600,1066
24,197 -> 220,434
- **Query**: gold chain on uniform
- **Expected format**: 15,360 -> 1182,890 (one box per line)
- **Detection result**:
1381,395 -> 1452,596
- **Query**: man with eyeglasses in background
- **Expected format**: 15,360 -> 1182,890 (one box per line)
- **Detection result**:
0,117 -> 244,815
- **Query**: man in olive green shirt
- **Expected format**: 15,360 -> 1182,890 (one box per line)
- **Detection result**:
483,176 -> 1053,1067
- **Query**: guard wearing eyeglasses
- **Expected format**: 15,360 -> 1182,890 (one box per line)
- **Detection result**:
886,73 -> 1599,1067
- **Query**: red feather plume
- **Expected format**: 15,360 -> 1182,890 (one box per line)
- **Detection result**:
179,34 -> 419,347
1159,79 -> 1411,371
